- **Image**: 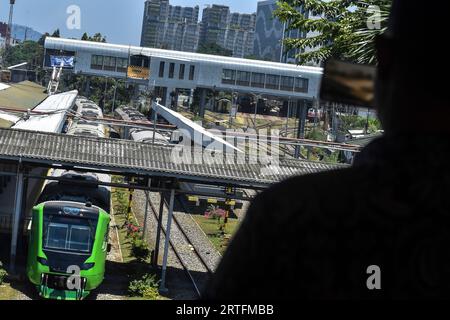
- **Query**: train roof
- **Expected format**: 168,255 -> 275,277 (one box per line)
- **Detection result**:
12,90 -> 78,133
39,170 -> 111,213
115,107 -> 148,122
131,130 -> 169,144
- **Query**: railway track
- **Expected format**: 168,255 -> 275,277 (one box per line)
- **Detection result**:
146,192 -> 215,299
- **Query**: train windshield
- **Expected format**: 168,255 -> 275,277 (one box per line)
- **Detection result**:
43,215 -> 97,254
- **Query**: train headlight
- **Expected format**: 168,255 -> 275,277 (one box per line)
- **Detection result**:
37,257 -> 48,266
81,262 -> 95,270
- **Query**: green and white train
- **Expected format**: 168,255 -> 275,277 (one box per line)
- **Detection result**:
26,97 -> 112,300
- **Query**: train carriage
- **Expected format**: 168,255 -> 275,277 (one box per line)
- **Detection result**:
26,97 -> 111,300
26,201 -> 110,300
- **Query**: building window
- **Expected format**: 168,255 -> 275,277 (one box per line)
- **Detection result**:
116,58 -> 128,73
179,64 -> 185,80
236,71 -> 251,86
103,56 -> 117,72
280,76 -> 294,91
169,63 -> 175,79
265,74 -> 280,90
91,55 -> 103,70
251,73 -> 265,88
295,77 -> 309,93
159,61 -> 165,78
222,69 -> 236,85
189,65 -> 195,80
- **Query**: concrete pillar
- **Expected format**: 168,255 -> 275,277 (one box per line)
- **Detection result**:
10,169 -> 24,273
159,188 -> 175,294
152,190 -> 165,268
295,100 -> 308,158
142,178 -> 151,237
188,89 -> 194,110
165,87 -> 175,108
85,76 -> 91,97
199,88 -> 207,118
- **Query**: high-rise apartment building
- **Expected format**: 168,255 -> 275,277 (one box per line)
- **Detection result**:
141,1 -> 257,58
140,0 -> 200,52
200,5 -> 256,58
253,0 -> 318,65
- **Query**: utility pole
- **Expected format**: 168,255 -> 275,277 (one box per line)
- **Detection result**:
6,0 -> 16,50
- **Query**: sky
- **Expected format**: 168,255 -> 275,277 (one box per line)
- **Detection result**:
0,0 -> 259,46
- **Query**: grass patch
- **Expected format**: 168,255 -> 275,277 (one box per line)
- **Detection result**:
0,284 -> 20,300
111,185 -> 135,263
110,177 -> 164,300
192,215 -> 240,255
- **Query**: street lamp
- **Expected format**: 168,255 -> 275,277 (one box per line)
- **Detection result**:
213,85 -> 217,112
112,84 -> 117,113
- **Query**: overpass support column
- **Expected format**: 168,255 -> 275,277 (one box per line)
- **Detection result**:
159,188 -> 175,294
295,100 -> 308,158
85,76 -> 91,97
165,87 -> 175,109
10,165 -> 24,274
199,88 -> 206,118
152,190 -> 165,268
142,178 -> 152,237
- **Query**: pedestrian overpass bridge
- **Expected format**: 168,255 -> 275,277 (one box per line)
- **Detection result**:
44,37 -> 323,110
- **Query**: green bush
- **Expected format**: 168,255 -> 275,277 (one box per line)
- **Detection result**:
131,237 -> 150,262
306,128 -> 327,141
0,261 -> 7,285
339,115 -> 381,134
142,287 -> 160,300
129,274 -> 160,299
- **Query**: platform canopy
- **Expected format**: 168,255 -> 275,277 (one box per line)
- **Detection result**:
0,128 -> 345,189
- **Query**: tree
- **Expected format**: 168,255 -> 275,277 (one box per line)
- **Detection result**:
197,43 -> 233,57
80,32 -> 107,43
274,0 -> 391,65
3,40 -> 44,68
38,32 -> 50,46
51,29 -> 60,38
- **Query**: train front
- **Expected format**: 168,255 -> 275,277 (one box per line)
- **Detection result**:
26,201 -> 110,300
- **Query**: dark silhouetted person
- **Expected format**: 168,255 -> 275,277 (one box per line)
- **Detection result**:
204,0 -> 450,300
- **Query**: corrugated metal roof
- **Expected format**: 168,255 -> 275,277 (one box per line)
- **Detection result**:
12,90 -> 78,133
0,81 -> 48,112
346,133 -> 383,147
0,128 -> 346,188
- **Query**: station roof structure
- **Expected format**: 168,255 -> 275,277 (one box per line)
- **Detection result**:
12,90 -> 78,133
0,128 -> 346,189
0,81 -> 48,128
